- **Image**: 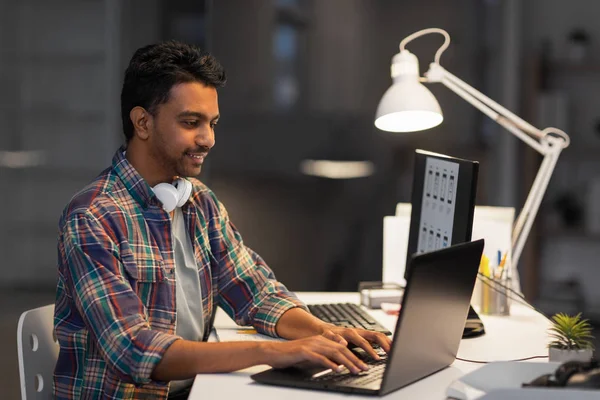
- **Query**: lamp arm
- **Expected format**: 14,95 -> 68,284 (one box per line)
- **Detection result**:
437,66 -> 543,136
511,144 -> 562,268
428,64 -> 548,153
424,63 -> 570,274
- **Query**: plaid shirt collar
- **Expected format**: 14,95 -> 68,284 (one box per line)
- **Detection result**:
112,145 -> 164,210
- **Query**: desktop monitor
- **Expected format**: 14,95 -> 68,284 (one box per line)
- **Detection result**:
405,150 -> 479,279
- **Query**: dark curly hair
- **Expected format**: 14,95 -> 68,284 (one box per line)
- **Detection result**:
120,40 -> 226,141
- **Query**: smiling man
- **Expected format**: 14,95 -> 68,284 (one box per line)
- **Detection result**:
53,41 -> 391,400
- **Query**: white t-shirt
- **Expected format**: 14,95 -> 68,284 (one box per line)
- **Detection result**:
169,207 -> 205,394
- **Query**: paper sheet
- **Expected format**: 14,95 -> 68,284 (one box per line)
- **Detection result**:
382,204 -> 411,286
382,204 -> 519,293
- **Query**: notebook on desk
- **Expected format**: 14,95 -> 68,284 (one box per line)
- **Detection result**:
251,239 -> 484,396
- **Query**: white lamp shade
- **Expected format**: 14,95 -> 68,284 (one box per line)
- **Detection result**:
375,80 -> 443,132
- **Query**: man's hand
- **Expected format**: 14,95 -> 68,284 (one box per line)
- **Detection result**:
152,311 -> 393,381
320,325 -> 392,361
260,335 -> 370,374
275,307 -> 392,364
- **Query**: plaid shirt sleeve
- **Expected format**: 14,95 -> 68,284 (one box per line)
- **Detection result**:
61,211 -> 179,384
207,194 -> 308,337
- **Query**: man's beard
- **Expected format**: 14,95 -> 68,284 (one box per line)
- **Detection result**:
150,140 -> 183,178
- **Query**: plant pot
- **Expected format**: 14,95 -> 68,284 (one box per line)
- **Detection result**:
548,347 -> 594,363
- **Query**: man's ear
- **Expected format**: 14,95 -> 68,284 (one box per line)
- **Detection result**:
130,106 -> 152,140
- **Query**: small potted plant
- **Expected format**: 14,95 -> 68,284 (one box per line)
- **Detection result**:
548,312 -> 595,362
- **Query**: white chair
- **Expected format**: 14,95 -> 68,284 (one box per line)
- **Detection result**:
17,304 -> 59,400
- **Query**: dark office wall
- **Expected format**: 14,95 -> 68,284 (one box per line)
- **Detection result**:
0,0 -> 116,286
0,0 -> 484,292
522,0 -> 600,317
0,0 -> 161,287
205,0 -> 484,291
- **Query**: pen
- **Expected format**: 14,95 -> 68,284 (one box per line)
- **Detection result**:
498,252 -> 507,280
311,365 -> 345,378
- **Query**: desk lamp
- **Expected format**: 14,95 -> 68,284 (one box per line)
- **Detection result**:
375,28 -> 570,276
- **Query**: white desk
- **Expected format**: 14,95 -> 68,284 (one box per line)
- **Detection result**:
190,292 -> 550,399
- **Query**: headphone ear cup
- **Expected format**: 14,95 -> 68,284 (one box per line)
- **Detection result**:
174,178 -> 192,208
152,183 -> 178,212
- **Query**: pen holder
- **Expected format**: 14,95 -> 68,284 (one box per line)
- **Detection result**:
479,275 -> 510,316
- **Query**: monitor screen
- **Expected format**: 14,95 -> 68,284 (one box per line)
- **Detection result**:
405,150 -> 479,279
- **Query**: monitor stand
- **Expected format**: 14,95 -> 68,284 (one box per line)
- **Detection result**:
463,305 -> 485,338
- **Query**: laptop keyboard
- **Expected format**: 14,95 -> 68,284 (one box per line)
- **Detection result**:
308,357 -> 387,386
307,303 -> 391,336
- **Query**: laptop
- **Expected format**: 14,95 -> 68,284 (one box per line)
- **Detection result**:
251,239 -> 484,396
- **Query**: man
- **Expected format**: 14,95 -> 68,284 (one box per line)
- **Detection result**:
54,41 -> 391,399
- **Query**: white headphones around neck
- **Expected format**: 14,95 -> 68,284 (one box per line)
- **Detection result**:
151,178 -> 192,212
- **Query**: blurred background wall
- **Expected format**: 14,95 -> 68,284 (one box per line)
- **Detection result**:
1,0 -> 600,397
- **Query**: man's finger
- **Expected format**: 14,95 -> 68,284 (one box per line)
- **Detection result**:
322,330 -> 348,346
305,352 -> 339,372
325,346 -> 368,374
347,330 -> 380,360
363,331 -> 392,353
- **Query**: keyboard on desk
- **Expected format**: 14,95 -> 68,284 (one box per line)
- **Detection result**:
307,303 -> 392,336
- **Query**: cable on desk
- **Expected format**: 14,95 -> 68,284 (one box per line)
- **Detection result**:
477,274 -> 529,306
477,273 -> 527,300
461,278 -> 551,365
459,277 -> 552,365
477,275 -> 532,310
456,355 -> 549,364
481,280 -> 547,320
476,273 -> 552,323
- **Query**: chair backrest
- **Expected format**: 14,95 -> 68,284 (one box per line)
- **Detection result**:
17,304 -> 59,400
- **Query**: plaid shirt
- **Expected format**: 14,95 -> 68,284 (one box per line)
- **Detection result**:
54,147 -> 306,399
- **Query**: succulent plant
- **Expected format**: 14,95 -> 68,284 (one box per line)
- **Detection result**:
548,313 -> 595,350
